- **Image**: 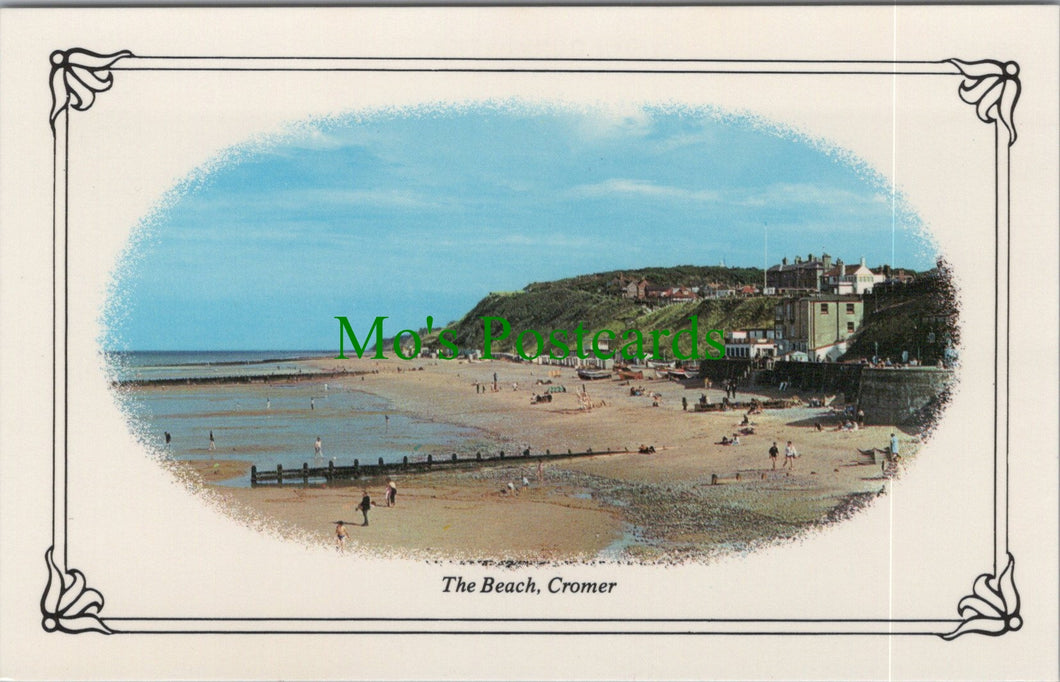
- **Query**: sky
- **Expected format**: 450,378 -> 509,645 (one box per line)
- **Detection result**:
107,105 -> 935,351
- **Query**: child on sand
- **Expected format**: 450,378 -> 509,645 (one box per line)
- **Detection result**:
335,521 -> 348,550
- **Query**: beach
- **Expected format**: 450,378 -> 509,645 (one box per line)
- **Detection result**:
155,356 -> 914,563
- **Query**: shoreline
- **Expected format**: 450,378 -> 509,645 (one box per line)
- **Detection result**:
155,356 -> 918,562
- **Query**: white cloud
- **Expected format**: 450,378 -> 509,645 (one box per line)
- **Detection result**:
569,104 -> 654,141
568,178 -> 721,202
735,183 -> 880,209
185,187 -> 450,213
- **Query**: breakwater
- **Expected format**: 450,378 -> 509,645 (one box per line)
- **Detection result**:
114,369 -> 362,387
251,447 -> 627,486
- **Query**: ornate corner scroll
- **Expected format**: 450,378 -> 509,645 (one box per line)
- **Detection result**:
947,58 -> 1021,145
45,46 -> 131,636
942,554 -> 1021,639
41,548 -> 112,634
49,48 -> 133,130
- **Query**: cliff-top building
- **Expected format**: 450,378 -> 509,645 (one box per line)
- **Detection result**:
769,253 -> 900,295
824,257 -> 877,295
766,253 -> 831,293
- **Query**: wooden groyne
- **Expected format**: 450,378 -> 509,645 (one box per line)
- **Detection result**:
250,447 -> 627,486
114,369 -> 362,388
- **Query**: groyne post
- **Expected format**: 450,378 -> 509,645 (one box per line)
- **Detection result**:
250,465 -> 257,487
302,462 -> 309,485
276,464 -> 283,486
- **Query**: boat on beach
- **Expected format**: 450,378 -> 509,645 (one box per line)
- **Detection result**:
577,368 -> 612,380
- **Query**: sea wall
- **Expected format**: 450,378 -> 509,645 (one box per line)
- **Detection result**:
698,359 -> 753,384
855,367 -> 955,426
767,361 -> 864,397
762,362 -> 955,426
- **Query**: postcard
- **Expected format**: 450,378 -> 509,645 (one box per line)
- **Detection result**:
0,5 -> 1057,680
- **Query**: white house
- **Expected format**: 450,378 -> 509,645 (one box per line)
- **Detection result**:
825,257 -> 877,295
724,329 -> 779,359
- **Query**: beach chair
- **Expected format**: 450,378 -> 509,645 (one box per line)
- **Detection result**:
856,448 -> 879,465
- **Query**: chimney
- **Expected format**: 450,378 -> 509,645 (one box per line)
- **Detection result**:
808,253 -> 814,262
782,257 -> 788,266
822,254 -> 832,269
860,256 -> 866,267
795,256 -> 802,264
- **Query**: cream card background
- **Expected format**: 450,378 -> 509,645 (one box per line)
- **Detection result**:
1,6 -> 1057,680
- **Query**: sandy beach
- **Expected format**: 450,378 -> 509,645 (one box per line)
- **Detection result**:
173,356 -> 916,562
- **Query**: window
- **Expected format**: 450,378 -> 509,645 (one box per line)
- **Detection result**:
820,303 -> 829,314
846,303 -> 855,314
847,322 -> 855,333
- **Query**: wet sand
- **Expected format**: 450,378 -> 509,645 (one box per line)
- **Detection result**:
194,357 -> 915,562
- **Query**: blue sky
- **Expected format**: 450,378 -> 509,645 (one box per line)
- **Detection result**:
107,105 -> 934,350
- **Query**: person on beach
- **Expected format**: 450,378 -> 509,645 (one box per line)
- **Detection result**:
783,441 -> 797,469
890,433 -> 899,457
208,430 -> 215,451
266,397 -> 270,410
359,490 -> 371,526
386,479 -> 397,507
310,397 -> 315,410
857,408 -> 865,426
769,442 -> 779,469
682,397 -> 688,411
335,521 -> 348,550
537,459 -> 544,481
314,437 -> 323,458
164,431 -> 171,447
385,414 -> 390,432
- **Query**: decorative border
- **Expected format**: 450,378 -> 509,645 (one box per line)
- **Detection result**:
43,51 -> 1019,638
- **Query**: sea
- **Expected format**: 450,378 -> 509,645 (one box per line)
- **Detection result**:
109,351 -> 501,487
107,350 -> 331,382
